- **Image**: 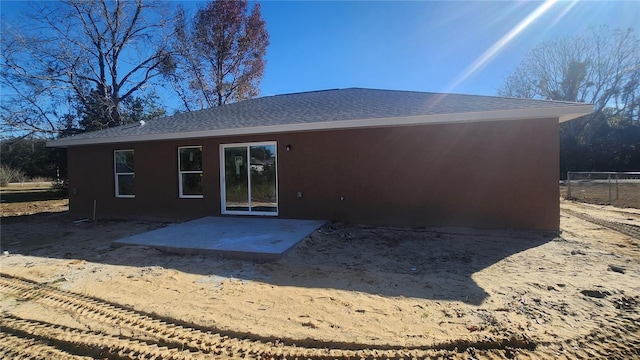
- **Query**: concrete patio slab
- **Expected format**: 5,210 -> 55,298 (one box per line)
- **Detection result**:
112,217 -> 325,260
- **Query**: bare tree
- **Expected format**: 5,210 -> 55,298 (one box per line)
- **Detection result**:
1,0 -> 173,136
499,26 -> 639,125
166,0 -> 269,111
498,26 -> 640,174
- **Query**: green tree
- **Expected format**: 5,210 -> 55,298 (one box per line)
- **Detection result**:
0,137 -> 67,180
165,0 -> 269,111
498,26 -> 640,175
79,91 -> 166,132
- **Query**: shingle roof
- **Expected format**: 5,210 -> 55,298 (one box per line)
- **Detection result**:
48,88 -> 593,147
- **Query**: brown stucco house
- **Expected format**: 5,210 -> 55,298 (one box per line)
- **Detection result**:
47,88 -> 593,231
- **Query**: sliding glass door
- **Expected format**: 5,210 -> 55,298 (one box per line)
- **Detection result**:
221,142 -> 277,215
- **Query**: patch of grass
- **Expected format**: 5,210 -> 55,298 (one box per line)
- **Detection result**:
1,183 -> 69,217
1,198 -> 69,218
560,183 -> 640,209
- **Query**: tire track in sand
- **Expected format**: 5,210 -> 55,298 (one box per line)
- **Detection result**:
563,208 -> 640,240
0,314 -> 209,360
1,273 -> 639,359
0,331 -> 91,360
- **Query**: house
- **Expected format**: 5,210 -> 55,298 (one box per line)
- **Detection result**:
47,88 -> 593,230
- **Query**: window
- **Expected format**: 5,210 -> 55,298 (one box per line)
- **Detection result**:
179,146 -> 203,198
114,149 -> 134,198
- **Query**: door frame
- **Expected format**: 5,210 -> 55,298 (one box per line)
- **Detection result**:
219,141 -> 278,216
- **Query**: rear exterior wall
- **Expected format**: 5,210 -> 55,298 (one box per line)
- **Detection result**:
67,118 -> 560,230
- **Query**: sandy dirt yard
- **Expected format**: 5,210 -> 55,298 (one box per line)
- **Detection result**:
1,198 -> 639,359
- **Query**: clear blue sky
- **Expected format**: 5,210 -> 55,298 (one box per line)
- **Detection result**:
1,0 -> 639,106
251,0 -> 640,97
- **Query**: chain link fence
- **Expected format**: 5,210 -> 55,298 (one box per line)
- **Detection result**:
563,172 -> 640,207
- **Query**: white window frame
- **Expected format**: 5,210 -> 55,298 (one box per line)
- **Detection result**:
114,149 -> 135,198
178,146 -> 204,199
220,141 -> 278,216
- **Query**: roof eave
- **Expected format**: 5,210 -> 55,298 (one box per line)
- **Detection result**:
46,104 -> 594,148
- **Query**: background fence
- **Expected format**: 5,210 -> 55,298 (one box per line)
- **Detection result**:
563,172 -> 640,207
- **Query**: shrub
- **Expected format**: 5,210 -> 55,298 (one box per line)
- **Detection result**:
0,165 -> 25,186
31,176 -> 53,183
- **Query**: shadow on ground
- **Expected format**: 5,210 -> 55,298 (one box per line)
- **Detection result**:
1,212 -> 555,305
0,189 -> 67,203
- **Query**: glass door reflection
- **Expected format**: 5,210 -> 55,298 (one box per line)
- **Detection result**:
222,143 -> 277,215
